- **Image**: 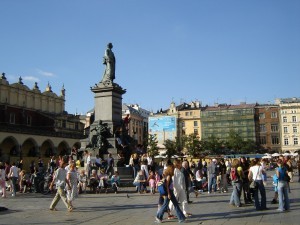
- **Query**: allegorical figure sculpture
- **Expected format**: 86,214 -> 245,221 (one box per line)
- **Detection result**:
101,42 -> 115,85
90,120 -> 111,150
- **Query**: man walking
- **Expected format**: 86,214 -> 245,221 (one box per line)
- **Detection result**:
49,156 -> 72,212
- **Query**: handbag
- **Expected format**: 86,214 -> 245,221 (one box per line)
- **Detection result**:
249,180 -> 257,189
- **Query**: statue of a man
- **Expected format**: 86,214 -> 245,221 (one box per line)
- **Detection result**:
101,43 -> 115,84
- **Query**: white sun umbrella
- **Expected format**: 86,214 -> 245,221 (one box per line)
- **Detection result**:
171,155 -> 179,159
283,152 -> 290,156
262,155 -> 272,159
154,155 -> 167,159
272,153 -> 280,157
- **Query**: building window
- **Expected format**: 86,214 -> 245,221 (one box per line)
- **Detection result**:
284,127 -> 288,133
260,136 -> 266,145
75,122 -> 79,130
10,113 -> 15,124
260,124 -> 266,132
271,136 -> 279,145
185,112 -> 192,116
271,111 -> 277,118
283,116 -> 287,123
194,129 -> 198,135
294,138 -> 298,145
259,113 -> 265,119
284,138 -> 289,145
293,127 -> 298,133
27,116 -> 32,126
292,116 -> 297,122
194,121 -> 198,127
271,124 -> 278,132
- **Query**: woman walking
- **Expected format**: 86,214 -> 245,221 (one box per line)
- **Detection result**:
155,164 -> 186,223
66,162 -> 78,208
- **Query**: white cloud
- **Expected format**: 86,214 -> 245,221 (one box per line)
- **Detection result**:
36,69 -> 55,77
23,76 -> 40,82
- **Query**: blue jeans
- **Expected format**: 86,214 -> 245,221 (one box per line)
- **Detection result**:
253,180 -> 266,210
230,181 -> 241,206
133,182 -> 146,192
10,177 -> 18,196
132,165 -> 139,179
208,174 -> 217,192
278,181 -> 290,211
156,190 -> 186,222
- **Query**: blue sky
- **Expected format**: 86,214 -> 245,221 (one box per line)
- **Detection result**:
1,0 -> 299,115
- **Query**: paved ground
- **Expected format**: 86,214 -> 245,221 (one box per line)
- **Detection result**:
0,172 -> 299,225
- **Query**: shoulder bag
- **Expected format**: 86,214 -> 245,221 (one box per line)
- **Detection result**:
249,166 -> 260,189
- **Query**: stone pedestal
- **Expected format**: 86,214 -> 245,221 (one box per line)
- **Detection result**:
89,82 -> 128,176
90,83 -> 126,133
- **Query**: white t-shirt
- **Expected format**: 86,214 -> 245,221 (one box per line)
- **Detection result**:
9,166 -> 19,178
249,165 -> 263,181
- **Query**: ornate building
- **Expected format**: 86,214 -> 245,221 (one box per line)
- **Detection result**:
0,73 -> 85,169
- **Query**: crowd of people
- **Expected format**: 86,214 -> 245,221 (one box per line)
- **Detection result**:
0,148 -> 299,218
126,150 -> 298,223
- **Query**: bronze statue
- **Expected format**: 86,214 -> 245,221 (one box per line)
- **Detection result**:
101,43 -> 115,85
90,120 -> 111,149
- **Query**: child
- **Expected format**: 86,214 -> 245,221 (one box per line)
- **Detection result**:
98,169 -> 108,193
18,170 -> 27,193
49,156 -> 72,212
78,169 -> 87,194
111,171 -> 120,194
271,174 -> 278,204
155,171 -> 160,191
148,171 -> 156,194
133,170 -> 147,193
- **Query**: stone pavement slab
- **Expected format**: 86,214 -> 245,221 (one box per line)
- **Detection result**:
0,172 -> 299,225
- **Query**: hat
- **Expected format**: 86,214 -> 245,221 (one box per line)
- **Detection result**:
212,158 -> 217,162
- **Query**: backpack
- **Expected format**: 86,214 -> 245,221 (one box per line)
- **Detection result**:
230,167 -> 239,182
157,179 -> 167,196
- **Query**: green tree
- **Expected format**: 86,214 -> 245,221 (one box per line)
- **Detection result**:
240,139 -> 257,154
147,134 -> 159,157
164,139 -> 178,159
225,130 -> 244,153
182,134 -> 201,157
202,135 -> 224,155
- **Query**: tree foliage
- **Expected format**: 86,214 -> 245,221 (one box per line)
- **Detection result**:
182,134 -> 202,157
201,135 -> 224,155
199,131 -> 258,154
164,139 -> 178,159
147,134 -> 159,157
